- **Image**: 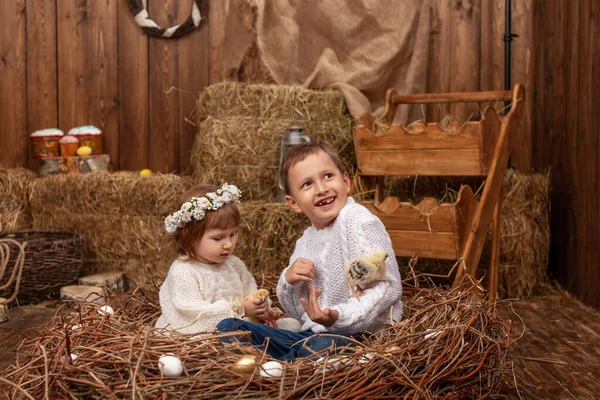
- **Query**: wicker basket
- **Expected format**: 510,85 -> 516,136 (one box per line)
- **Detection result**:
0,230 -> 85,304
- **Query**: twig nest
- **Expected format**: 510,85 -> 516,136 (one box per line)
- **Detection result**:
259,360 -> 283,378
97,305 -> 114,316
232,355 -> 257,374
158,354 -> 183,377
314,356 -> 353,373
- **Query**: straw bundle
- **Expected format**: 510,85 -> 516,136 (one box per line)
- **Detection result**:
2,277 -> 514,399
29,172 -> 195,286
496,169 -> 551,298
237,201 -> 309,275
195,82 -> 350,121
0,168 -> 36,232
191,83 -> 355,202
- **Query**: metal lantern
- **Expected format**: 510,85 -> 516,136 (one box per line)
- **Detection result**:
277,126 -> 311,202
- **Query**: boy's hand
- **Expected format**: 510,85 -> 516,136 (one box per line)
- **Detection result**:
285,258 -> 315,285
300,285 -> 339,327
242,295 -> 268,321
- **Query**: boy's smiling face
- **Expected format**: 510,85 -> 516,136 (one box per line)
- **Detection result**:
285,150 -> 351,230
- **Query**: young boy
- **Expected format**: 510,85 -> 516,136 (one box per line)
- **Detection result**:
217,142 -> 403,360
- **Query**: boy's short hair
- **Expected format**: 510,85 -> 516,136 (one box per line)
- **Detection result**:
171,184 -> 241,261
280,142 -> 347,194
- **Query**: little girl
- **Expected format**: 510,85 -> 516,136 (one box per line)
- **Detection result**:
155,183 -> 269,335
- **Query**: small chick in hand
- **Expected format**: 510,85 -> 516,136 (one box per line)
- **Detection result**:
344,250 -> 389,300
244,289 -> 283,326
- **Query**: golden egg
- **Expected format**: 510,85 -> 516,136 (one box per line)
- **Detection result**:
232,355 -> 257,374
76,146 -> 92,156
140,169 -> 152,176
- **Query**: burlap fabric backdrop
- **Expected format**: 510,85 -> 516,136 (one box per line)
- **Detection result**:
218,0 -> 433,123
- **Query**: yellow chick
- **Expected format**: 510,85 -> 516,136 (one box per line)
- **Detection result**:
244,289 -> 283,324
344,250 -> 389,299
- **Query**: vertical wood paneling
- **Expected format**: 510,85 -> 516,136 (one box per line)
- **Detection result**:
510,0 -> 534,171
177,1 -> 209,174
26,0 -> 58,170
450,0 -> 481,120
560,0 -> 579,296
87,0 -> 119,169
479,0 -> 503,92
57,0 -> 88,131
0,0 -> 27,168
117,0 -> 149,171
426,0 -> 451,121
148,1 -> 180,173
208,0 -> 227,84
581,0 -> 600,308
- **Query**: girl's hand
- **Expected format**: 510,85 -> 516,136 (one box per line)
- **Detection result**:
300,285 -> 339,327
285,258 -> 315,285
242,295 -> 268,320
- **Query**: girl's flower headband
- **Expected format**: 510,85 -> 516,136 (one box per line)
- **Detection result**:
165,183 -> 242,233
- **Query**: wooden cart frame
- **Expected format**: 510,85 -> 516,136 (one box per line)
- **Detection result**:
354,84 -> 525,300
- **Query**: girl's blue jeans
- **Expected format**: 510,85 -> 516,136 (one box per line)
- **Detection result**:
216,318 -> 363,362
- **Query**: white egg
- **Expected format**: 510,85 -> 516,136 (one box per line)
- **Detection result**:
97,305 -> 114,316
70,353 -> 78,362
259,360 -> 283,378
314,356 -> 352,374
424,330 -> 441,339
71,324 -> 82,331
158,354 -> 183,377
358,353 -> 376,365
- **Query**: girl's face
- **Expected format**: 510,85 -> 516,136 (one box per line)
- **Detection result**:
192,225 -> 239,264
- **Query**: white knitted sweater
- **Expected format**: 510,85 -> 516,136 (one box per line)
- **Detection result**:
155,256 -> 257,334
277,197 -> 403,334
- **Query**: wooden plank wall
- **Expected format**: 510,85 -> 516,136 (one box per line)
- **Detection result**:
1,1 -> 599,308
532,0 -> 600,310
0,0 -> 534,173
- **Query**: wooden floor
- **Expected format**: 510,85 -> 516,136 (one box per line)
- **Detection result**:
502,292 -> 600,399
1,293 -> 600,398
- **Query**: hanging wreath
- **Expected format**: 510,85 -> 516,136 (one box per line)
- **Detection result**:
128,0 -> 208,39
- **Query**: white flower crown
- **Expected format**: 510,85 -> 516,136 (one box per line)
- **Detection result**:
165,183 -> 242,233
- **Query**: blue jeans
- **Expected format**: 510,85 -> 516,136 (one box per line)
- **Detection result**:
216,318 -> 362,362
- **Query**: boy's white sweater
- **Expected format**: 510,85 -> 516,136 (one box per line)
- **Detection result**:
156,256 -> 257,334
277,197 -> 404,334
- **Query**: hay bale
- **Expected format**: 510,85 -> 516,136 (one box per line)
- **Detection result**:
191,83 -> 355,201
0,168 -> 36,231
3,278 -> 514,398
29,172 -> 194,286
496,169 -> 551,298
195,82 -> 350,121
237,201 -> 309,275
30,171 -> 192,216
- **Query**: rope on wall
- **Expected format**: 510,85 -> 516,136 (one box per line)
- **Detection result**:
128,0 -> 208,39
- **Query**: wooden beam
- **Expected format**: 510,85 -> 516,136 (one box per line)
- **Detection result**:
354,123 -> 482,151
389,230 -> 458,260
148,0 -> 180,173
26,0 -> 58,171
363,199 -> 456,232
177,0 -> 209,174
118,0 -> 149,171
450,0 -> 482,121
0,0 -> 27,168
87,0 -> 118,170
356,148 -> 484,177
